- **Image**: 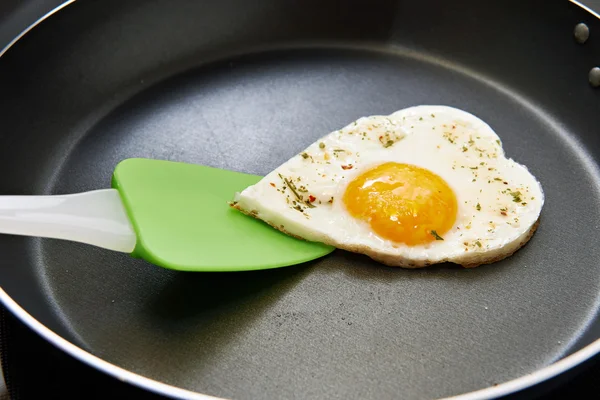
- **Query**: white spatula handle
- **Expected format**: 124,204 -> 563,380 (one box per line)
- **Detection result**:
0,189 -> 136,253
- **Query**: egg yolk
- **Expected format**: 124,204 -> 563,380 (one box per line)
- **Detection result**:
343,162 -> 458,246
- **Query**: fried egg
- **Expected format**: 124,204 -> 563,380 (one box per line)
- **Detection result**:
232,105 -> 544,268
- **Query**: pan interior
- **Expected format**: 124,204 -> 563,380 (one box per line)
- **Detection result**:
33,46 -> 600,400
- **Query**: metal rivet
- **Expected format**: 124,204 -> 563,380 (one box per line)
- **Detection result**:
589,67 -> 600,87
574,23 -> 590,44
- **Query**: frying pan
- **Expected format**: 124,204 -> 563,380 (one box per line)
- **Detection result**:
1,0 -> 600,398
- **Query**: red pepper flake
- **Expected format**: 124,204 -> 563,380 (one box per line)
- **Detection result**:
341,164 -> 353,170
503,181 -> 508,185
308,195 -> 316,203
269,182 -> 276,187
500,211 -> 507,216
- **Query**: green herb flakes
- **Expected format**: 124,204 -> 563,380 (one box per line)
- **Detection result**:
430,230 -> 444,241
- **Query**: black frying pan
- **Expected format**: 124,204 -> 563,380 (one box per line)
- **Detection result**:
1,0 -> 600,399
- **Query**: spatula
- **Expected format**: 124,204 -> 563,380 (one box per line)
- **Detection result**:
0,158 -> 334,271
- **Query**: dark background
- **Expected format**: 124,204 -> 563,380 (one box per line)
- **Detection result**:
0,1 -> 599,399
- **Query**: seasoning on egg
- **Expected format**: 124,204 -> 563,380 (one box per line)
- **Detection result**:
510,190 -> 522,203
232,105 -> 544,269
430,230 -> 444,240
278,173 -> 315,211
378,131 -> 403,148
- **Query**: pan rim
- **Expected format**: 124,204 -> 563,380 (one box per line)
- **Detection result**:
0,1 -> 599,399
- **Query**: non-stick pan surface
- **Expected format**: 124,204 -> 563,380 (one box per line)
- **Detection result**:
1,0 -> 600,399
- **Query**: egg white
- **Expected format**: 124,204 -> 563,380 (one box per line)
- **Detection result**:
233,105 -> 544,268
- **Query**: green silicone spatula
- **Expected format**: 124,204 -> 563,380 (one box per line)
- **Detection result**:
0,158 -> 334,271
